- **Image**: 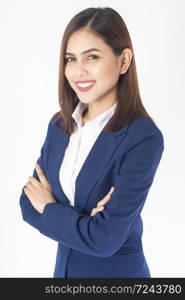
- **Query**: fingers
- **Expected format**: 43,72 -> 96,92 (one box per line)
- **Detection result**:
24,186 -> 32,196
97,186 -> 115,207
27,176 -> 39,186
90,186 -> 115,217
24,175 -> 40,193
35,163 -> 48,184
109,186 -> 115,194
90,206 -> 104,217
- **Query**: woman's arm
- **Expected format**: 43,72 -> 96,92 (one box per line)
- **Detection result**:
19,121 -> 51,228
34,128 -> 164,257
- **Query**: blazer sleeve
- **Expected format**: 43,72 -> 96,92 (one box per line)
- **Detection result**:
35,125 -> 164,257
19,119 -> 51,229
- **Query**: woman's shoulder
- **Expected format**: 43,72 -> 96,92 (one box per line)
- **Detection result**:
127,115 -> 164,147
48,111 -> 64,128
130,115 -> 163,134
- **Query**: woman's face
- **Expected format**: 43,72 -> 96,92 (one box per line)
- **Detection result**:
64,28 -> 124,105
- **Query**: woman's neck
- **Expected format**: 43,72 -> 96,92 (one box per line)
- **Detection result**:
82,100 -> 117,121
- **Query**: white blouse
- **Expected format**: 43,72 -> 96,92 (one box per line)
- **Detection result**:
59,101 -> 117,206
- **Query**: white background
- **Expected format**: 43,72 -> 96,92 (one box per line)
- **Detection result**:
0,0 -> 184,277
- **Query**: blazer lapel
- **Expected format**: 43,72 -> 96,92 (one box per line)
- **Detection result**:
74,124 -> 129,210
48,125 -> 71,205
50,120 -> 129,210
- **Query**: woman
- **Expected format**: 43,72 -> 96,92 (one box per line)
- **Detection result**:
20,7 -> 164,278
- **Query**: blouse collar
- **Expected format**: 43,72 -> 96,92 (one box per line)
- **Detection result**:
72,101 -> 117,129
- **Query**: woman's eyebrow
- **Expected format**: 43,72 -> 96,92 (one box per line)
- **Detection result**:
65,48 -> 101,56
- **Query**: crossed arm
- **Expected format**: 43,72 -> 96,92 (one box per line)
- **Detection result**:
23,164 -> 115,216
20,128 -> 164,257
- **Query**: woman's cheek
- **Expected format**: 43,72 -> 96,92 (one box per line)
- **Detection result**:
65,69 -> 74,87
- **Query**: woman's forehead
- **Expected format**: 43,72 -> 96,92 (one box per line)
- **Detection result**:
66,29 -> 106,52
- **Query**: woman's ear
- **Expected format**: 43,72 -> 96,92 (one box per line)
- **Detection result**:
120,48 -> 133,75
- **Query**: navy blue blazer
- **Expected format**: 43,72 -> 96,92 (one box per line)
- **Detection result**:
19,114 -> 164,278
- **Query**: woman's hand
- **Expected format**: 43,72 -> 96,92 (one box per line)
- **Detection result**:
23,163 -> 57,214
90,186 -> 115,217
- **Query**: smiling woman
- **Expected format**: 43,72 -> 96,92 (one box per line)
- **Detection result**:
20,6 -> 164,278
54,6 -> 155,134
63,28 -> 133,122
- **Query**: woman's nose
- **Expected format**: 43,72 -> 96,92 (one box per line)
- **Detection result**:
75,62 -> 88,76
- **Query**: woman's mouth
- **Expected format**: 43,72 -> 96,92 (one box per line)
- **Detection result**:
76,80 -> 96,92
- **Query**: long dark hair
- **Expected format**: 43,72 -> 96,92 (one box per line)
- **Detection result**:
51,7 -> 154,134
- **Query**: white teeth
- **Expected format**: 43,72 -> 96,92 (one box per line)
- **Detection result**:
77,82 -> 94,88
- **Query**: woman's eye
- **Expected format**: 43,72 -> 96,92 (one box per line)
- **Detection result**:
64,54 -> 98,63
64,57 -> 74,63
88,54 -> 98,60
